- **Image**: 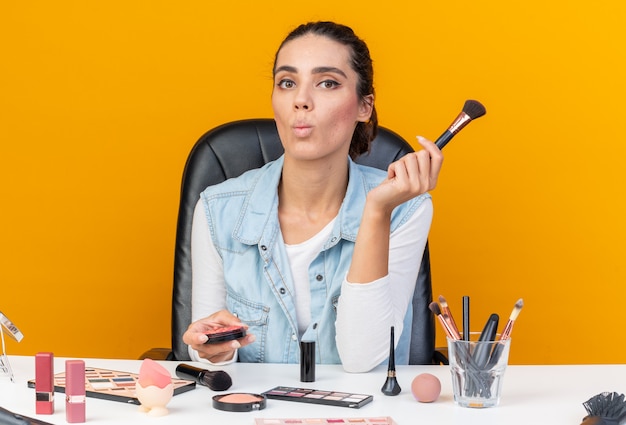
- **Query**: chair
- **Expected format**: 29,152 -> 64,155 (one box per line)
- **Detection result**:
142,118 -> 442,365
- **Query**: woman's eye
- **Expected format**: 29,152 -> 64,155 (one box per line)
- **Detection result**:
319,80 -> 340,89
277,79 -> 295,89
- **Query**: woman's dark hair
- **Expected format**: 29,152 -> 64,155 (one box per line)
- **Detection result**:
273,21 -> 378,159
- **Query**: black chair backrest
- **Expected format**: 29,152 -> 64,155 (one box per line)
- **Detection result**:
171,118 -> 435,364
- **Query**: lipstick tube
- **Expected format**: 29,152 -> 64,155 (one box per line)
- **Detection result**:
35,352 -> 54,414
300,340 -> 315,382
65,360 -> 86,423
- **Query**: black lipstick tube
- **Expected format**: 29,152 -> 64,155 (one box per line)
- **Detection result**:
300,340 -> 316,382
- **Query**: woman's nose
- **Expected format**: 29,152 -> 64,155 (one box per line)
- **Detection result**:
293,87 -> 312,111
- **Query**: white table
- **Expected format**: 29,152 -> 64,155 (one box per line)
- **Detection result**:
1,356 -> 624,424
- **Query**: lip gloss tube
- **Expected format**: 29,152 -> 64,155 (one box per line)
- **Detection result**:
65,360 -> 86,423
35,352 -> 54,414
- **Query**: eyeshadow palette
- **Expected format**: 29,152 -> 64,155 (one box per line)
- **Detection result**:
262,386 -> 373,409
27,366 -> 195,404
255,418 -> 397,425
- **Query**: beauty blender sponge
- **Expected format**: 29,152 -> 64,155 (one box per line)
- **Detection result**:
411,373 -> 441,403
138,358 -> 172,389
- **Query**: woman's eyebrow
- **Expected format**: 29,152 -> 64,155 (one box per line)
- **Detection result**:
274,65 -> 297,76
273,65 -> 348,79
312,66 -> 347,78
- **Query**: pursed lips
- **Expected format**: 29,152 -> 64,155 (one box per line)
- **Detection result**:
292,123 -> 313,138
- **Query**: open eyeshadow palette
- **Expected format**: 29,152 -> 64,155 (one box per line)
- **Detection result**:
263,386 -> 373,409
255,418 -> 397,425
27,366 -> 195,404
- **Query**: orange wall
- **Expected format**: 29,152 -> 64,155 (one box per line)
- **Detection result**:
2,2 -> 625,364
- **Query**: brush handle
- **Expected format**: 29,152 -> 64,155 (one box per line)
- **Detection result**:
175,363 -> 206,383
487,342 -> 506,368
462,296 -> 470,341
435,110 -> 475,149
472,314 -> 499,368
435,130 -> 454,149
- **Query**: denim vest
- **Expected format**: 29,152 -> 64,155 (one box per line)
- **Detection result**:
199,155 -> 429,364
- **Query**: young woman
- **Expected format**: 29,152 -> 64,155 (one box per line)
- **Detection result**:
183,21 -> 443,373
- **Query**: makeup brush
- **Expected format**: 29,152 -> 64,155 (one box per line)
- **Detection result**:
429,302 -> 459,340
175,363 -> 233,391
381,326 -> 401,396
487,298 -> 524,367
581,392 -> 626,425
438,295 -> 461,339
498,298 -> 524,341
435,99 -> 486,149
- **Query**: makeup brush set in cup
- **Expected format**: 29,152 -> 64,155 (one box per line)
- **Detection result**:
430,296 -> 524,408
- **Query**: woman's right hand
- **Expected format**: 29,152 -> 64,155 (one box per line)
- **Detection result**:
182,309 -> 256,363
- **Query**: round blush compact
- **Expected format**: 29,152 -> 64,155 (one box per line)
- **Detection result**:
212,393 -> 267,412
204,325 -> 247,344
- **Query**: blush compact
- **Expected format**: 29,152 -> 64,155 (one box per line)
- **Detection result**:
212,393 -> 267,412
204,325 -> 247,344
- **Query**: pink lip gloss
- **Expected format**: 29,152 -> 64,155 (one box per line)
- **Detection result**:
65,360 -> 86,423
35,352 -> 54,414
